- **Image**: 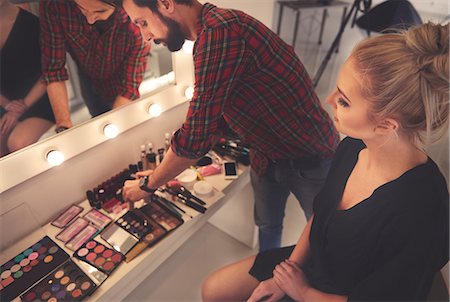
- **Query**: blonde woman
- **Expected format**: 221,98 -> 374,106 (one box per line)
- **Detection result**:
202,22 -> 449,302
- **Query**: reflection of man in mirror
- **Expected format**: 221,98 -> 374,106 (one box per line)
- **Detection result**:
0,0 -> 55,156
40,0 -> 150,132
121,0 -> 339,252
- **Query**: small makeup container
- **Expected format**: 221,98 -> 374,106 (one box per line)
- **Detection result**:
193,181 -> 214,197
83,209 -> 112,230
176,169 -> 197,189
20,259 -> 97,302
75,240 -> 124,276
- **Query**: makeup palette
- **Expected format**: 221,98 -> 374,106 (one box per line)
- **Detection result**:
75,240 -> 124,275
51,205 -> 83,228
115,211 -> 153,240
20,259 -> 96,301
0,236 -> 69,301
139,200 -> 183,232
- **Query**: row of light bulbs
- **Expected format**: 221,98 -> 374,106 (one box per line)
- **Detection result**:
46,86 -> 194,166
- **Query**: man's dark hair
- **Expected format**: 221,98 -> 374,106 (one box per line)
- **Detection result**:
133,0 -> 194,13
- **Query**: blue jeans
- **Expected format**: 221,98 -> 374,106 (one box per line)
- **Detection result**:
78,70 -> 112,117
251,158 -> 332,251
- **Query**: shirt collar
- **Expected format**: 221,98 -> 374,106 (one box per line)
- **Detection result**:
195,2 -> 216,39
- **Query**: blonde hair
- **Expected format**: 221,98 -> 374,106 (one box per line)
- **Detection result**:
351,22 -> 449,147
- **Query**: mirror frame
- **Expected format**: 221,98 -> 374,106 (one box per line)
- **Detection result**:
0,48 -> 194,193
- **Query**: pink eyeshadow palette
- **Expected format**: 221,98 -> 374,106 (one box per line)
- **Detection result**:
83,209 -> 112,229
56,217 -> 89,243
65,225 -> 99,252
0,236 -> 69,301
75,240 -> 124,275
51,204 -> 83,228
20,259 -> 96,301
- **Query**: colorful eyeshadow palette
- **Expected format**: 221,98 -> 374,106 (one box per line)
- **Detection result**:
0,236 -> 69,301
83,209 -> 112,229
65,225 -> 99,252
75,240 -> 124,275
20,259 -> 96,302
56,217 -> 89,243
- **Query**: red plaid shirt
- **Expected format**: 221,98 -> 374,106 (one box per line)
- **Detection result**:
40,0 -> 149,102
172,3 -> 339,175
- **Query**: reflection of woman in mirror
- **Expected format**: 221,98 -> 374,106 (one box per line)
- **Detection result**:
40,0 -> 149,132
0,0 -> 55,156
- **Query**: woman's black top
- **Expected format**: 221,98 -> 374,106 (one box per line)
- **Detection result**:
0,9 -> 54,122
250,137 -> 449,301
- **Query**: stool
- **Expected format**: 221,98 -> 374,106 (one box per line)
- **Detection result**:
276,0 -> 348,50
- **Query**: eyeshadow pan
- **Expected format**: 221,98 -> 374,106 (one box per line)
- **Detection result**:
30,259 -> 39,266
77,248 -> 89,257
72,288 -> 82,298
41,291 -> 51,300
54,270 -> 64,279
44,255 -> 53,263
48,246 -> 59,254
94,245 -> 105,254
22,265 -> 32,273
66,283 -> 76,291
94,257 -> 105,267
1,276 -> 14,287
14,254 -> 25,263
1,270 -> 11,279
10,264 -> 20,273
20,258 -> 30,267
86,252 -> 96,262
24,291 -> 36,301
60,276 -> 70,285
28,252 -> 39,261
102,249 -> 113,258
85,241 -> 96,249
13,271 -> 23,279
75,239 -> 124,275
81,281 -> 91,291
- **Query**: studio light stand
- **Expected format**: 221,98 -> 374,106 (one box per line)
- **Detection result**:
312,0 -> 372,87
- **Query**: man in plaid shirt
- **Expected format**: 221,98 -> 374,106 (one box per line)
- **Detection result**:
122,0 -> 340,251
40,0 -> 149,131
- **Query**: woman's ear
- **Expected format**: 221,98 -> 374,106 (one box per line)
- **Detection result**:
374,118 -> 399,135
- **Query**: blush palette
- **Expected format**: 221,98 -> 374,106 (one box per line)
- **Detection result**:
75,240 -> 124,275
20,259 -> 96,301
0,236 -> 69,301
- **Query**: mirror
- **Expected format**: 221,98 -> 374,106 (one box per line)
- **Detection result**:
1,0 -> 175,158
0,1 -> 195,193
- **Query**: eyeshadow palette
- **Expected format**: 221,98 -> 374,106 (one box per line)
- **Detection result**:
139,200 -> 183,232
116,211 -> 153,240
51,205 -> 83,228
83,209 -> 112,229
56,218 -> 89,243
65,225 -> 99,252
75,240 -> 124,275
20,259 -> 96,302
0,236 -> 69,301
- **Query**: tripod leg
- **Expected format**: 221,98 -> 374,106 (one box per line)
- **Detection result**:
335,6 -> 348,53
293,9 -> 300,49
276,2 -> 285,36
318,8 -> 328,45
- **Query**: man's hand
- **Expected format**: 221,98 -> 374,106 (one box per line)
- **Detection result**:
5,99 -> 27,115
122,177 -> 151,203
0,111 -> 20,135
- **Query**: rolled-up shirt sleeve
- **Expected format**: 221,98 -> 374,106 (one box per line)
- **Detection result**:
171,27 -> 246,159
118,26 -> 149,100
39,1 -> 69,84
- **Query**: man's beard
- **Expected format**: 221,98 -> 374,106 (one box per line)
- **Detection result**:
154,14 -> 186,52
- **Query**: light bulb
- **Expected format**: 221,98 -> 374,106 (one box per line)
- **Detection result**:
46,150 -> 65,166
103,123 -> 119,138
148,103 -> 162,117
182,40 -> 194,54
184,86 -> 194,100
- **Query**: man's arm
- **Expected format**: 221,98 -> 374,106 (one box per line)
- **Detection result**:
122,147 -> 198,202
47,81 -> 71,128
